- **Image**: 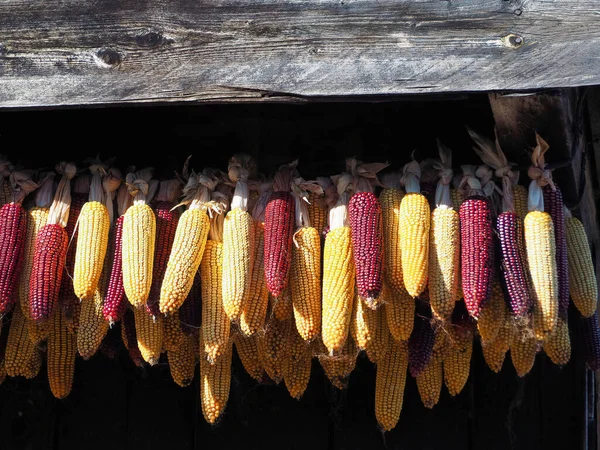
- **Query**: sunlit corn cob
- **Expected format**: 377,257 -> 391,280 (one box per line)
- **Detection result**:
290,226 -> 321,341
385,284 -> 415,341
349,191 -> 384,303
134,307 -> 162,366
240,221 -> 269,336
315,337 -> 357,390
565,216 -> 597,317
264,191 -> 295,298
257,317 -> 290,384
47,309 -> 77,399
19,207 -> 48,318
307,192 -> 327,236
163,309 -> 185,352
408,314 -> 435,377
322,227 -> 355,354
201,240 -> 230,363
443,338 -> 472,396
375,339 -> 408,431
524,210 -> 558,341
0,203 -> 27,316
477,277 -> 508,345
168,333 -> 197,387
103,216 -> 127,324
160,208 -> 209,314
77,280 -> 109,360
509,323 -> 538,377
416,353 -> 443,409
351,294 -> 389,363
233,333 -> 264,381
5,307 -> 42,378
543,185 -> 569,318
179,271 -> 201,336
544,317 -> 571,366
380,187 -> 404,295
481,321 -> 512,373
429,205 -> 460,321
121,308 -> 144,367
496,211 -> 532,317
200,334 -> 232,424
583,312 -> 600,371
222,208 -> 255,322
399,193 -> 430,297
282,324 -> 312,399
513,184 -> 528,221
460,196 -> 494,319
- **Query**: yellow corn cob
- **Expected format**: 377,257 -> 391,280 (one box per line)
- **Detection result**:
399,193 -> 430,297
200,335 -> 232,424
134,307 -> 163,366
513,185 -> 528,222
233,333 -> 264,381
73,201 -> 110,300
77,286 -> 109,360
416,353 -> 443,409
5,307 -> 42,378
481,321 -> 511,373
160,209 -> 209,314
163,310 -> 185,352
380,188 -> 404,294
544,316 -> 571,366
271,288 -> 293,321
307,192 -> 327,236
47,309 -> 77,399
291,227 -> 322,342
123,204 -> 156,308
477,277 -> 507,345
65,301 -> 81,336
443,338 -> 472,396
257,317 -> 289,384
239,221 -> 269,336
222,209 -> 255,322
429,205 -> 460,321
282,324 -> 312,400
375,339 -> 408,432
201,240 -> 230,363
565,216 -> 598,317
315,337 -> 357,390
168,333 -> 197,387
385,283 -> 415,341
322,227 -> 355,354
27,317 -> 51,345
524,211 -> 558,341
351,293 -> 388,363
509,323 -> 538,377
19,206 -> 49,318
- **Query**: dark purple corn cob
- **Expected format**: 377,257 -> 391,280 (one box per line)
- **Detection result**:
103,215 -> 127,325
122,309 -> 144,367
583,312 -> 600,371
0,203 -> 27,316
348,192 -> 384,302
543,185 -> 569,319
460,196 -> 494,319
264,191 -> 295,298
179,271 -> 201,335
408,314 -> 435,377
496,211 -> 532,317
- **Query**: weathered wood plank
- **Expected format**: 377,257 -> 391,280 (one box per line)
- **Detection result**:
1,0 -> 600,107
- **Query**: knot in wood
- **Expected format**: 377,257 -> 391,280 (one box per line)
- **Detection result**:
136,32 -> 165,48
95,48 -> 121,68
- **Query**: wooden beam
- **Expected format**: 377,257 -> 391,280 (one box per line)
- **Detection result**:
1,0 -> 599,107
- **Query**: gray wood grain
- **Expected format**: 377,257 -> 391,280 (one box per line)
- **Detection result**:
1,0 -> 599,107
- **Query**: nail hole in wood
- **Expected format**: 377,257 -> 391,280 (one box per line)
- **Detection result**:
514,8 -> 522,15
94,48 -> 121,68
502,33 -> 524,49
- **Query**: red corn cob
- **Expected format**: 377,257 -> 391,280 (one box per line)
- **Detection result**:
264,191 -> 295,298
348,192 -> 383,303
103,215 -> 127,325
179,271 -> 201,336
29,224 -> 69,322
460,196 -> 494,319
146,200 -> 180,317
583,312 -> 600,371
122,308 -> 144,367
408,311 -> 435,377
0,203 -> 27,316
543,185 -> 569,319
496,212 -> 532,317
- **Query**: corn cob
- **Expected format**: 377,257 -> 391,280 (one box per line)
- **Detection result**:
374,339 -> 408,432
163,309 -> 185,352
121,308 -> 144,367
134,307 -> 162,366
416,352 -> 443,409
307,191 -> 327,236
544,317 -> 571,366
408,312 -> 435,377
77,264 -> 110,360
385,283 -> 415,341
446,300 -> 476,351
565,212 -> 597,317
47,308 -> 77,399
222,154 -> 256,322
477,276 -> 507,345
513,184 -> 529,221
399,162 -> 430,298
583,312 -> 600,371
481,320 -> 511,373
30,163 -> 76,323
443,337 -> 472,396
160,171 -> 216,314
5,307 -> 42,378
179,271 -> 201,336
0,363 -> 5,385
283,323 -> 312,399
290,189 -> 322,342
233,333 -> 264,381
509,323 -> 538,377
200,334 -> 232,424
168,333 -> 197,387
271,288 -> 293,321
257,317 -> 290,384
103,215 -> 127,324
450,188 -> 463,212
65,301 -> 81,336
27,317 -> 51,345
351,293 -> 389,363
314,337 -> 357,390
379,175 -> 404,296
